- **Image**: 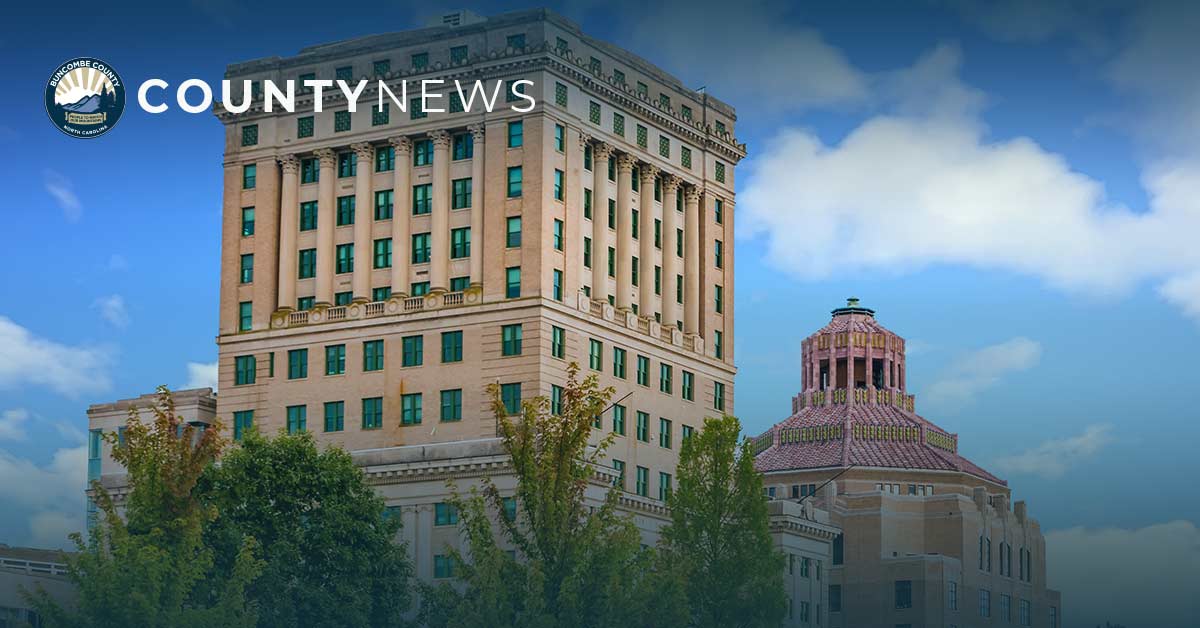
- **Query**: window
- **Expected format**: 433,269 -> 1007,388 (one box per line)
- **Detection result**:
895,580 -> 912,609
374,189 -> 394,220
553,169 -> 564,201
233,411 -> 253,441
239,254 -> 254,283
588,101 -> 601,125
441,389 -> 462,422
372,102 -> 389,126
234,355 -> 256,385
631,255 -> 639,286
554,81 -> 568,107
435,502 -> 459,526
286,405 -> 307,434
681,370 -> 694,401
1019,599 -> 1031,626
659,135 -> 670,158
411,233 -> 430,264
636,355 -> 649,386
375,146 -> 395,172
335,243 -> 353,274
297,296 -> 315,311
241,207 -> 255,236
323,401 -> 344,432
334,110 -> 351,133
362,396 -> 384,429
660,364 -> 673,394
336,195 -> 355,225
502,324 -> 523,356
658,472 -> 672,500
551,326 -> 565,359
413,139 -> 433,166
297,248 -> 316,279
237,301 -> 252,331
948,581 -> 958,610
635,466 -> 648,497
979,589 -> 991,618
325,344 -> 345,376
715,120 -> 727,135
500,383 -> 521,415
505,216 -> 522,247
372,58 -> 390,76
242,164 -> 256,189
433,554 -> 456,579
401,393 -> 422,425
714,330 -> 724,360
987,537 -> 993,572
714,381 -> 726,411
681,146 -> 692,169
299,201 -> 318,231
372,287 -> 391,302
402,335 -> 423,367
636,81 -> 648,97
449,178 -> 472,210
505,267 -> 521,298
297,116 -> 313,138
583,237 -> 592,268
373,238 -> 392,269
612,347 -> 627,379
636,124 -> 648,148
412,52 -> 428,69
605,403 -> 625,435
450,45 -> 468,64
453,132 -> 473,159
1050,606 -> 1058,628
714,285 -> 723,313
636,411 -> 649,442
613,112 -> 625,136
1000,594 -> 1012,623
412,183 -> 432,215
659,93 -> 671,109
507,120 -> 523,148
507,166 -> 522,197
612,68 -> 626,85
549,384 -> 563,415
441,331 -> 463,363
409,96 -> 426,119
410,281 -> 429,296
608,198 -> 616,229
589,339 -> 603,370
450,227 -> 471,259
659,418 -> 672,449
287,348 -> 308,380
300,158 -> 319,184
363,340 -> 385,371
829,584 -> 842,613
714,239 -> 724,269
715,161 -> 726,183
553,269 -> 563,301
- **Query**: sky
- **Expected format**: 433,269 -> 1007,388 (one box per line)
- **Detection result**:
2,1 -> 1199,625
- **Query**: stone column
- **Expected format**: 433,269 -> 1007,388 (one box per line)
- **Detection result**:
389,137 -> 412,297
683,185 -> 700,334
277,155 -> 299,310
351,142 -> 374,302
615,153 -> 636,312
429,130 -> 451,293
571,131 -> 590,296
661,174 -> 681,328
638,164 -> 659,318
591,142 -> 613,304
468,124 -> 486,289
314,148 -> 337,306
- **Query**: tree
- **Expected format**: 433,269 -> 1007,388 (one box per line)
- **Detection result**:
660,415 -> 787,628
421,364 -> 687,628
200,429 -> 413,628
27,386 -> 262,628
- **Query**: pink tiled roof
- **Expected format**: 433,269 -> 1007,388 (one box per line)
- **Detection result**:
813,314 -> 890,335
754,403 -> 1006,486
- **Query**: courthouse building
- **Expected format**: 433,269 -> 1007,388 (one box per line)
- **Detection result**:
87,9 -> 838,624
754,300 -> 1062,628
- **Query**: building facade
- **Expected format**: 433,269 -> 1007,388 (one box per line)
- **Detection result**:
754,300 -> 1062,628
0,545 -> 75,628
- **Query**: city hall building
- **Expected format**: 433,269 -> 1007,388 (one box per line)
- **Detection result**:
754,300 -> 1063,628
87,9 -> 839,625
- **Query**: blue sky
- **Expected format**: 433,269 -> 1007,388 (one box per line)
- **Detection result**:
2,1 -> 1199,624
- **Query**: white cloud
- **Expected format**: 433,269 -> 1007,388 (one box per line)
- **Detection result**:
740,44 -> 1200,321
0,446 -> 87,550
92,294 -> 130,328
0,409 -> 30,441
923,336 -> 1042,408
184,361 -> 218,391
993,423 -> 1113,478
1046,520 -> 1200,628
0,316 -> 113,397
44,169 -> 82,222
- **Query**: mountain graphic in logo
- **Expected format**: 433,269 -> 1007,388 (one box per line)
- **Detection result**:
45,57 -> 126,139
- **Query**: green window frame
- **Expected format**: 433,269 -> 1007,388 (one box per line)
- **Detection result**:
660,364 -> 673,394
286,405 -> 307,434
298,248 -> 316,279
500,383 -> 521,415
507,120 -> 523,148
555,81 -> 568,107
636,355 -> 649,386
324,401 -> 344,432
402,335 -> 423,367
433,555 -> 456,579
375,189 -> 393,220
372,102 -> 389,126
412,183 -> 432,215
363,339 -> 385,372
233,410 -> 253,441
450,45 -> 468,64
612,460 -> 626,489
589,101 -> 601,125
636,411 -> 649,442
588,339 -> 602,371
410,97 -> 426,120
551,326 -> 565,359
681,146 -> 692,169
412,52 -> 428,69
507,166 -> 522,198
325,344 -> 345,375
506,33 -> 525,48
715,240 -> 724,268
613,112 -> 625,136
501,324 -> 522,356
410,281 -> 429,296
682,370 -> 694,401
608,247 -> 615,277
637,82 -> 648,97
550,385 -> 563,415
608,199 -> 616,228
636,125 -> 647,148
299,202 -> 318,231
506,216 -> 522,247
659,472 -> 672,500
714,381 -> 726,411
715,161 -> 726,183
297,116 -> 313,138
715,198 -> 724,224
435,502 -> 458,526
335,243 -> 354,274
440,389 -> 462,422
553,269 -> 563,302
334,110 -> 351,133
336,195 -> 355,225
373,238 -> 392,269
450,227 -> 471,259
287,348 -> 308,380
411,233 -> 430,264
452,178 -> 472,209
583,188 -> 592,218
241,207 -> 255,236
714,330 -> 724,360
242,164 -> 256,189
238,301 -> 252,331
553,169 -> 564,201
335,291 -> 353,306
234,355 -> 256,386
300,158 -> 319,183
413,139 -> 432,165
505,266 -> 521,298
583,237 -> 592,268
451,278 -> 468,292
635,466 -> 648,497
373,59 -> 390,76
715,284 -> 723,313
335,65 -> 353,80
612,347 -> 627,379
376,146 -> 395,172
372,287 -> 391,302
401,393 -> 422,425
554,124 -> 564,151
239,254 -> 254,283
297,296 -> 315,311
453,133 -> 473,159
659,135 -> 670,158
363,396 -> 384,429
659,418 -> 672,449
612,404 -> 626,435
441,331 -> 463,363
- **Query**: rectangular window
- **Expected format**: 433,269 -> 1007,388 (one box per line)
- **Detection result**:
715,240 -> 724,268
612,460 -> 626,489
682,424 -> 694,443
412,183 -> 432,215
242,163 -> 256,189
287,348 -> 308,380
286,405 -> 307,434
550,326 -> 565,359
553,169 -> 564,201
506,216 -> 522,247
659,135 -> 670,158
335,243 -> 354,274
450,45 -> 468,64
553,269 -> 563,302
372,102 -> 389,126
635,466 -> 648,497
323,401 -> 344,432
507,166 -> 522,197
636,355 -> 649,386
714,330 -> 724,360
402,335 -> 423,367
589,101 -> 601,124
550,384 -> 563,415
895,580 -> 913,609
636,124 -> 647,149
583,237 -> 592,268
299,201 -> 318,231
410,281 -> 429,296
658,472 -> 672,501
410,97 -> 426,119
612,404 -> 626,435
714,381 -> 726,412
433,554 -> 456,579
660,364 -> 673,394
507,120 -> 523,148
336,195 -> 355,225
659,93 -> 671,109
412,52 -> 428,69
613,68 -> 625,85
715,161 -> 726,183
334,110 -> 351,133
363,340 -> 385,371
373,59 -> 390,76
555,81 -> 568,106
681,370 -> 694,401
440,389 -> 462,422
238,301 -> 252,331
441,330 -> 463,363
234,355 -> 256,386
715,198 -> 724,224
375,189 -> 394,220
948,581 -> 958,610
297,296 -> 315,311
636,81 -> 648,97
453,132 -> 473,159
612,347 -> 627,379
505,267 -> 521,298
297,116 -> 313,138
589,339 -> 603,371
636,411 -> 649,442
553,124 -> 565,152
714,285 -> 723,313
372,287 -> 391,302
241,207 -> 255,236
301,158 -> 319,184
413,139 -> 432,166
376,146 -> 394,172
501,324 -> 523,356
451,178 -> 472,209
1000,594 -> 1012,623
325,344 -> 345,376
298,248 -> 316,278
979,590 -> 991,618
362,396 -> 384,429
613,112 -> 625,136
450,227 -> 471,259
401,393 -> 422,425
681,146 -> 692,169
233,411 -> 253,441
500,382 -> 521,415
659,418 -> 672,449
239,254 -> 254,283
411,233 -> 430,264
373,238 -> 392,269
608,198 -> 616,228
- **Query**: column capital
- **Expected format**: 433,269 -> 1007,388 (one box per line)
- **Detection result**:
468,123 -> 486,142
351,142 -> 374,161
315,147 -> 337,166
592,141 -> 614,161
616,153 -> 636,173
661,173 -> 682,193
578,131 -> 592,151
429,129 -> 451,149
389,136 -> 412,154
684,185 -> 701,204
278,154 -> 300,174
639,163 -> 660,184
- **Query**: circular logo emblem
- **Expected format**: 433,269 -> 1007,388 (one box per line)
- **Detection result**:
45,57 -> 126,139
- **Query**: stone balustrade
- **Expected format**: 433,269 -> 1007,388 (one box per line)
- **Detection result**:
271,289 -> 480,329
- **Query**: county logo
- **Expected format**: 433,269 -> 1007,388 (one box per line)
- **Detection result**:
45,57 -> 126,139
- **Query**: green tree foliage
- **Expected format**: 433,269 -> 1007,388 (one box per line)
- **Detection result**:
660,415 -> 787,628
27,386 -> 262,628
200,429 -> 413,628
421,364 -> 687,628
